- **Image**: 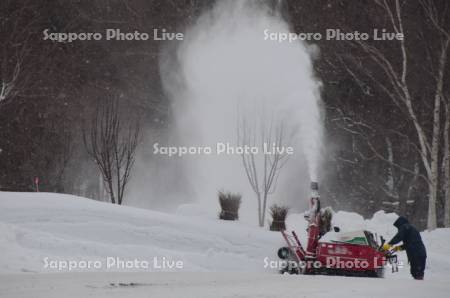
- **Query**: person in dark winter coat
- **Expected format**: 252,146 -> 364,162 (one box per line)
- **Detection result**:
385,216 -> 427,280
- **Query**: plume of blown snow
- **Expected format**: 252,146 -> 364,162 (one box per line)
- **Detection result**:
159,1 -> 323,217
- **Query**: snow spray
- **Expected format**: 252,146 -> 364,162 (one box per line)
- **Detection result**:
159,1 -> 323,216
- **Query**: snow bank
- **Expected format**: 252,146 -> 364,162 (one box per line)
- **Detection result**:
0,192 -> 281,273
287,210 -> 398,239
0,191 -> 449,281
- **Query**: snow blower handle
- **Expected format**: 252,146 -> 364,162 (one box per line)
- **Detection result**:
379,242 -> 400,273
382,243 -> 403,253
377,237 -> 399,273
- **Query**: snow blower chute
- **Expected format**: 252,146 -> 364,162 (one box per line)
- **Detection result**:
277,182 -> 398,277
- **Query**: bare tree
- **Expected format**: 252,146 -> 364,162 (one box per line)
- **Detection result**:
0,0 -> 63,108
337,0 -> 449,229
237,111 -> 289,227
0,1 -> 36,106
329,105 -> 424,217
83,99 -> 140,205
443,99 -> 450,227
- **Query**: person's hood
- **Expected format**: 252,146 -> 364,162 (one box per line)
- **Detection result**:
393,216 -> 409,228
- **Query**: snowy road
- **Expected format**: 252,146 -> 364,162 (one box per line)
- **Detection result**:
1,272 -> 449,298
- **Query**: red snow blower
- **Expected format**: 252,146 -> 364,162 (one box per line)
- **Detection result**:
277,182 -> 398,277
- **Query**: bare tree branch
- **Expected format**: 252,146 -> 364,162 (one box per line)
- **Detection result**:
83,98 -> 140,205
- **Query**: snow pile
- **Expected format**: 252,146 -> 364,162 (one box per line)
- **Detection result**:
0,191 -> 449,281
0,192 -> 281,273
287,210 -> 405,244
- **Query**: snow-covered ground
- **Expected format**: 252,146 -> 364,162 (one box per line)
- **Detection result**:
2,272 -> 450,298
1,192 -> 449,297
0,192 -> 283,274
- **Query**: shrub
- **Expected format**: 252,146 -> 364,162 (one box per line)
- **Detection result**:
269,204 -> 289,231
218,191 -> 242,220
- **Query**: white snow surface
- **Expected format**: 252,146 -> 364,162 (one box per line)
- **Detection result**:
1,192 -> 450,297
0,192 -> 281,273
2,272 -> 450,298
